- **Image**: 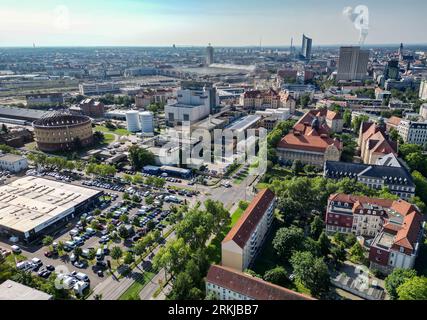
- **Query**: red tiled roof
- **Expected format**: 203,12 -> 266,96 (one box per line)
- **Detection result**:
206,265 -> 315,300
222,189 -> 275,249
387,116 -> 402,127
393,212 -> 422,250
329,194 -> 423,251
277,132 -> 342,153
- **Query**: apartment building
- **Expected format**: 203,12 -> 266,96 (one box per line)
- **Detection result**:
221,189 -> 276,272
240,89 -> 281,110
326,194 -> 425,274
398,120 -> 427,145
78,98 -> 105,118
205,265 -> 314,300
135,89 -> 173,108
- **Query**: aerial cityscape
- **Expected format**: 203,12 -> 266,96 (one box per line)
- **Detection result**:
0,0 -> 427,305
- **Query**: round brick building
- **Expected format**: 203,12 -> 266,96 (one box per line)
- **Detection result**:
33,113 -> 94,152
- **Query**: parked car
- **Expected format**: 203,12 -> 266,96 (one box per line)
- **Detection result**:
11,245 -> 21,254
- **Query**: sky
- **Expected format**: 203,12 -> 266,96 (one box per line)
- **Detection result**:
0,0 -> 426,47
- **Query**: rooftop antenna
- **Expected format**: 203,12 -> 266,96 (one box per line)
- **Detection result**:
290,37 -> 294,55
259,37 -> 262,51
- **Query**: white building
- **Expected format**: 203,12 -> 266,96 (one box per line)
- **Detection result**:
164,84 -> 217,126
221,189 -> 276,272
336,46 -> 370,82
419,104 -> 427,121
78,83 -> 120,96
419,79 -> 427,100
0,154 -> 28,173
398,119 -> 427,145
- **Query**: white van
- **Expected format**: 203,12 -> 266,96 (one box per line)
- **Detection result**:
69,229 -> 79,237
62,276 -> 77,290
96,248 -> 104,260
74,281 -> 89,295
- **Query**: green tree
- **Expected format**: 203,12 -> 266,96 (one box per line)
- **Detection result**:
128,146 -> 155,170
123,252 -> 135,265
348,242 -> 366,264
343,110 -> 352,128
290,251 -> 330,298
318,232 -> 331,257
263,266 -> 289,286
42,236 -> 54,248
330,244 -> 347,265
352,115 -> 369,132
385,268 -> 417,300
291,160 -> 304,176
272,226 -> 305,261
110,246 -> 123,265
397,276 -> 427,300
310,216 -> 324,240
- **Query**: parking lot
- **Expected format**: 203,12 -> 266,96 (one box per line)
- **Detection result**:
0,170 -> 203,296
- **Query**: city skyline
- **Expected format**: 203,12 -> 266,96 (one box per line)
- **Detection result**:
0,0 -> 426,47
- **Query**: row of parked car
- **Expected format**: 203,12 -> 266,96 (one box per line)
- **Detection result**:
16,258 -> 56,279
82,180 -> 126,192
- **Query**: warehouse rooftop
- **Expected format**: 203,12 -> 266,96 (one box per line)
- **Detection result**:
0,176 -> 102,234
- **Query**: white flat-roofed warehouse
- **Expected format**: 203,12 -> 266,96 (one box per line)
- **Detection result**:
0,176 -> 102,242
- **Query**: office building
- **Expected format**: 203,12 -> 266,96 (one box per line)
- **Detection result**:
221,189 -> 276,272
336,46 -> 370,82
384,60 -> 400,81
301,34 -> 312,60
206,44 -> 214,66
164,81 -> 217,126
205,265 -> 314,300
326,194 -> 424,274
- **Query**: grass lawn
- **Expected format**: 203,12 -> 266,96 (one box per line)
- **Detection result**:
103,133 -> 116,144
95,125 -> 130,136
255,183 -> 270,190
231,207 -> 244,226
119,270 -> 156,300
252,222 -> 281,276
206,206 -> 246,264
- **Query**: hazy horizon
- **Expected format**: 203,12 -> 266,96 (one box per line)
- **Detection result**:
0,0 -> 426,47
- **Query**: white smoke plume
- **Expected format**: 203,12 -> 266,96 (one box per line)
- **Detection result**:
343,5 -> 370,45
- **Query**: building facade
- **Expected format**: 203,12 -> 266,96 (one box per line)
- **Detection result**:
419,79 -> 427,100
336,46 -> 370,82
324,160 -> 416,200
359,122 -> 397,165
398,120 -> 427,145
33,114 -> 94,152
79,99 -> 105,118
325,194 -> 425,274
26,93 -> 64,107
0,154 -> 28,173
222,189 -> 276,272
240,89 -> 281,110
